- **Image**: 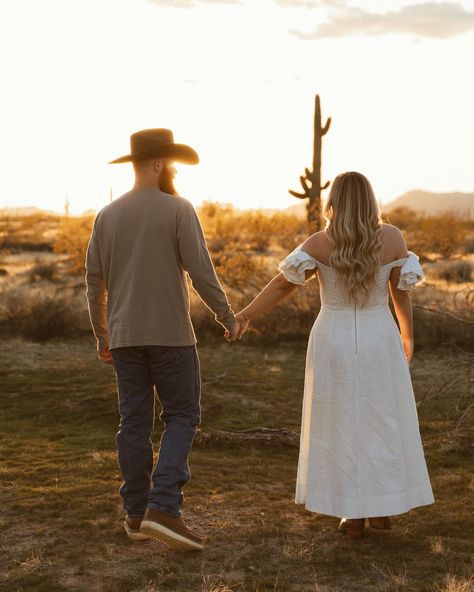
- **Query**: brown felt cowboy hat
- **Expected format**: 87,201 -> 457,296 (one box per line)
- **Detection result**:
109,128 -> 199,165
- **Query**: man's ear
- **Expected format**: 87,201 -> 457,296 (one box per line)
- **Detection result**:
153,158 -> 165,173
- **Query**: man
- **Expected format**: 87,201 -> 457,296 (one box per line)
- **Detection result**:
85,128 -> 239,552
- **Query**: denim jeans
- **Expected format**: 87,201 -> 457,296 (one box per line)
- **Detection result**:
110,344 -> 201,518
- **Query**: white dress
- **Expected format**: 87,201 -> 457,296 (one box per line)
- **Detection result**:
277,247 -> 434,519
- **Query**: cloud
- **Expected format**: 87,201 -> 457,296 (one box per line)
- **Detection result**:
274,0 -> 319,6
289,2 -> 474,39
148,0 -> 241,7
275,0 -> 343,7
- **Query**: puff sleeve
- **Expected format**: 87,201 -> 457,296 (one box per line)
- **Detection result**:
277,247 -> 318,285
396,251 -> 424,290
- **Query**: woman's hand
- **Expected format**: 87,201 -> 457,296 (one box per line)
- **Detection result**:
402,336 -> 414,367
235,312 -> 251,340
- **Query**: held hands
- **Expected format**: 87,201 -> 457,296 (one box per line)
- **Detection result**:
224,313 -> 251,343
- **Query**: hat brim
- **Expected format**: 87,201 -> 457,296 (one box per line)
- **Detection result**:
109,143 -> 199,165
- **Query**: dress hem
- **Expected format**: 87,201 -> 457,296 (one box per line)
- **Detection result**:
294,488 -> 435,519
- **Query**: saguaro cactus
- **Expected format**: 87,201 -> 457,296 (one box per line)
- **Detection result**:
289,94 -> 331,231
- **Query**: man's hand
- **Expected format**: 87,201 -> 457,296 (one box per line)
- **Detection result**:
224,319 -> 241,343
98,344 -> 114,365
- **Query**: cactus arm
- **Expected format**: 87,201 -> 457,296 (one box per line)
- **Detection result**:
320,117 -> 331,135
289,190 -> 308,199
300,176 -> 311,193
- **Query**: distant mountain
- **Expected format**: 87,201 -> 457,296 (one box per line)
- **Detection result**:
382,190 -> 474,218
284,203 -> 307,218
283,190 -> 474,220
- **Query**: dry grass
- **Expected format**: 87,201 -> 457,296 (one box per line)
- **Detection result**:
0,338 -> 473,592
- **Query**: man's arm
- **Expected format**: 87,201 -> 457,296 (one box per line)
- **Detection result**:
85,213 -> 111,362
176,200 -> 236,332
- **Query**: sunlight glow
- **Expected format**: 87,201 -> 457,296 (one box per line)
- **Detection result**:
0,0 -> 473,215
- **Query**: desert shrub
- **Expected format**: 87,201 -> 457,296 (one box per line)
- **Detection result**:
202,204 -> 275,252
383,207 -> 471,259
21,297 -> 80,341
383,206 -> 421,232
28,261 -> 57,283
0,212 -> 59,251
431,259 -> 473,283
199,201 -> 307,253
53,214 -> 94,274
215,252 -> 272,298
0,289 -> 82,341
415,213 -> 471,258
269,212 -> 308,251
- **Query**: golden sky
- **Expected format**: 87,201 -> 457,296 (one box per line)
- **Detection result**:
0,0 -> 473,214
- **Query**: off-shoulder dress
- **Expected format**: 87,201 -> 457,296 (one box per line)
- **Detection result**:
277,248 -> 434,518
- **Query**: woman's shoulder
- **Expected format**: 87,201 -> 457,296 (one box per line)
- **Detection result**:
301,230 -> 330,250
380,224 -> 409,259
381,222 -> 403,236
300,230 -> 332,262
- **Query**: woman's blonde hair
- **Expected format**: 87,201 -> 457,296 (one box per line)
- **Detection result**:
322,171 -> 384,308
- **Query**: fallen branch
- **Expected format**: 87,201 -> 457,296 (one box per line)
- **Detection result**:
194,427 -> 300,448
413,304 -> 474,324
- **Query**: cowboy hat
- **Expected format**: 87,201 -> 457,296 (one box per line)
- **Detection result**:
109,128 -> 199,165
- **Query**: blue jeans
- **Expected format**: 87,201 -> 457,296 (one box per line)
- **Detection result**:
110,345 -> 201,518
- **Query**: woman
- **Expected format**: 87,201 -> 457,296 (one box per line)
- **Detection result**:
233,171 -> 434,540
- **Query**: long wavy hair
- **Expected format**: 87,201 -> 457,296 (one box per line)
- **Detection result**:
322,171 -> 384,308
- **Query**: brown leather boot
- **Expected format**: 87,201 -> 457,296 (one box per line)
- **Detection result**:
123,514 -> 150,541
338,518 -> 365,540
368,516 -> 391,530
140,508 -> 204,551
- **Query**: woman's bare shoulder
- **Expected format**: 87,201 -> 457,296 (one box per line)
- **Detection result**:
381,223 -> 405,241
300,230 -> 331,259
381,222 -> 402,235
381,224 -> 409,259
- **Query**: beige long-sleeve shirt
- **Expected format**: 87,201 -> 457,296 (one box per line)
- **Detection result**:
85,187 -> 235,351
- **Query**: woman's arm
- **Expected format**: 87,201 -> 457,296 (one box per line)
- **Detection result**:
389,272 -> 414,364
385,226 -> 415,365
233,267 -> 316,339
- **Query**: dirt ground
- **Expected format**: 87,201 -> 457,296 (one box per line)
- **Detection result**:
1,338 -> 473,592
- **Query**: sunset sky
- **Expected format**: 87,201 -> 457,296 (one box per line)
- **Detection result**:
0,0 -> 473,214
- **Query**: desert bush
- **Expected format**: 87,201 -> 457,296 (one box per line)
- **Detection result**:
199,202 -> 307,253
53,214 -> 94,274
21,297 -> 79,341
28,261 -> 57,283
383,206 -> 421,232
431,259 -> 473,283
383,207 -> 471,259
415,213 -> 471,258
0,289 -> 82,341
0,212 -> 59,251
